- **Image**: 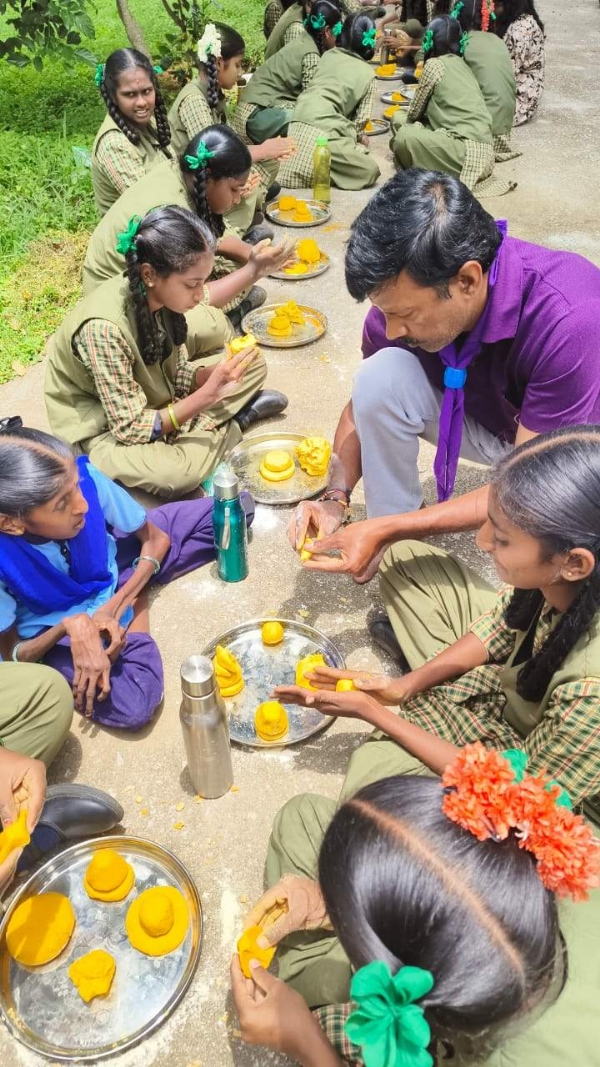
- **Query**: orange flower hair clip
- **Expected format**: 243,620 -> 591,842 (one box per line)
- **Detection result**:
441,743 -> 600,901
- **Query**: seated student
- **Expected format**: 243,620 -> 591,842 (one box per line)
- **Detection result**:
265,0 -> 315,58
452,0 -> 518,159
0,426 -> 255,729
48,207 -> 286,498
82,126 -> 294,324
231,749 -> 600,1066
168,23 -> 295,237
390,15 -> 512,195
280,428 -> 600,807
92,49 -> 173,216
496,0 -> 545,126
234,1 -> 342,146
278,13 -> 380,191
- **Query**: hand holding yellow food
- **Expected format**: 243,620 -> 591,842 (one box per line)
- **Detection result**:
126,886 -> 189,957
214,644 -> 244,697
295,652 -> 326,689
228,333 -> 258,357
0,807 -> 30,865
84,848 -> 135,902
255,701 -> 289,742
237,924 -> 277,978
260,450 -> 296,482
299,539 -> 314,562
295,436 -> 332,477
261,620 -> 285,645
6,892 -> 75,966
69,949 -> 116,1002
336,679 -> 357,692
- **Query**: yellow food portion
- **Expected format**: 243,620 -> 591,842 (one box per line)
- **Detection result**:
237,924 -> 276,978
126,886 -> 189,957
336,679 -> 357,692
364,120 -> 375,132
228,333 -> 258,356
376,63 -> 397,76
295,652 -> 326,689
261,620 -> 285,645
260,449 -> 296,482
255,701 -> 289,742
384,105 -> 400,119
214,644 -> 244,698
292,200 -> 313,222
296,238 -> 321,264
84,848 -> 135,902
295,436 -> 332,477
280,300 -> 306,325
415,62 -> 423,78
69,949 -> 116,1003
7,892 -> 75,967
0,807 -> 30,865
390,91 -> 406,102
278,195 -> 297,211
283,262 -> 309,275
267,313 -> 293,337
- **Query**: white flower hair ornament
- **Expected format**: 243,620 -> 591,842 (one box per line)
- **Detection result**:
197,23 -> 222,63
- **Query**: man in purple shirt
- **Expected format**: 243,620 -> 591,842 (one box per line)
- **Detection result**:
288,168 -> 600,594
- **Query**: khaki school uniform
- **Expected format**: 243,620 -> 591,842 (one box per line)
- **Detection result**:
233,33 -> 320,144
264,2 -> 305,60
463,30 -> 519,161
0,664 -> 73,766
91,114 -> 172,217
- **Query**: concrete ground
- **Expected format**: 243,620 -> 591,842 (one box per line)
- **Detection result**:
2,1 -> 600,1063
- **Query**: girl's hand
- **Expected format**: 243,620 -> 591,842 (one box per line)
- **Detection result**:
262,136 -> 297,161
0,749 -> 47,892
230,956 -> 316,1058
63,614 -> 112,717
195,346 -> 259,406
303,664 -> 412,705
272,684 -> 380,723
244,874 -> 331,949
248,236 -> 297,279
240,171 -> 261,199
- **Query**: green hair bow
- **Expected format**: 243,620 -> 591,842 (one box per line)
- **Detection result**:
502,749 -> 573,809
153,64 -> 164,75
184,142 -> 216,170
116,215 -> 142,256
94,62 -> 105,87
362,27 -> 377,48
422,28 -> 434,54
308,12 -> 327,29
458,30 -> 470,55
346,962 -> 434,1067
332,20 -> 343,37
450,0 -> 464,17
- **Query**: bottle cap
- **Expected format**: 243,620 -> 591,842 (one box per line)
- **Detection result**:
213,470 -> 239,501
180,655 -> 215,696
315,135 -> 328,146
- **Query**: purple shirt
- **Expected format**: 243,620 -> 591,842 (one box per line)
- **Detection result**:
362,237 -> 600,442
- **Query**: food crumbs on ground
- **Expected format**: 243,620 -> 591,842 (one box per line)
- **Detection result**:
175,802 -> 184,811
140,808 -> 148,816
231,785 -> 240,792
194,795 -> 203,803
69,949 -> 116,1003
135,796 -> 143,803
6,893 -> 76,966
240,894 -> 248,903
297,608 -> 310,617
84,849 -> 135,902
173,821 -> 185,830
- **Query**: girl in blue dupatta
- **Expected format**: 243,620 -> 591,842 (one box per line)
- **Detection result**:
0,426 -> 254,728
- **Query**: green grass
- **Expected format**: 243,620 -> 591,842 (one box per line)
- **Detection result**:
0,0 -> 264,384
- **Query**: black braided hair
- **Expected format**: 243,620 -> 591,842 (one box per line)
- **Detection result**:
197,23 -> 245,115
123,206 -> 215,365
100,48 -> 171,151
179,125 -> 252,240
493,425 -> 600,703
422,14 -> 464,60
303,0 -> 344,54
339,12 -> 377,60
452,0 -> 483,31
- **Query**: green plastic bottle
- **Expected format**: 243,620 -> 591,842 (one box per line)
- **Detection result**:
312,136 -> 331,203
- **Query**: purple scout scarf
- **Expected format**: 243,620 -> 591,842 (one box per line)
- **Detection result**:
433,220 -> 508,502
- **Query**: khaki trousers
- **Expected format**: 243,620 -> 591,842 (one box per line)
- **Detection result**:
0,663 -> 73,766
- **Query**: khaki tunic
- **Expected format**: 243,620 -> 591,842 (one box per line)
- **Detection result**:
91,114 -> 169,217
241,33 -> 319,111
463,30 -> 516,137
264,2 -> 303,60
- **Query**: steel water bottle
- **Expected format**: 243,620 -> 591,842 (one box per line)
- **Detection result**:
212,470 -> 249,583
312,136 -> 331,203
179,655 -> 233,798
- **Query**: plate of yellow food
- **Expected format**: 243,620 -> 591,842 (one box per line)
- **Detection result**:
203,618 -> 344,747
375,62 -> 403,80
362,117 -> 390,136
0,836 -> 202,1061
242,300 -> 327,349
380,86 -> 415,105
265,195 -> 331,228
270,237 -> 330,280
229,431 -> 332,504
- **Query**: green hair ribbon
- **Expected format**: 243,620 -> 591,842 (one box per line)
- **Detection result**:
332,20 -> 343,37
450,0 -> 464,17
502,750 -> 573,810
458,30 -> 470,55
115,215 -> 142,256
184,142 -> 217,170
94,62 -> 105,87
345,962 -> 434,1067
153,64 -> 164,75
309,12 -> 327,29
362,27 -> 377,48
422,28 -> 434,54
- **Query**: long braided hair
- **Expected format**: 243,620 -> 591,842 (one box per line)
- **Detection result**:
422,14 -> 468,61
197,23 -> 245,113
339,12 -> 377,60
99,49 -> 171,150
179,126 -> 251,240
303,0 -> 343,54
493,426 -> 600,702
123,206 -> 215,365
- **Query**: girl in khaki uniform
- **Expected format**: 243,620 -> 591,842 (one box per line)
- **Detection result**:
92,48 -> 173,217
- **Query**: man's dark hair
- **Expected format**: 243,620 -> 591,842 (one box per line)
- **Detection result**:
344,168 -> 502,301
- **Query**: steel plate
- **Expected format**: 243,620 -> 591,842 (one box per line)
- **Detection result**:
0,836 -> 202,1062
229,431 -> 329,505
363,118 -> 390,136
270,251 -> 330,281
241,303 -> 327,349
375,68 -> 404,80
380,87 -> 415,105
265,199 -> 331,228
203,619 -> 344,747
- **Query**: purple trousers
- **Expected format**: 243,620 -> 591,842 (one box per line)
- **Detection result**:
42,494 -> 255,731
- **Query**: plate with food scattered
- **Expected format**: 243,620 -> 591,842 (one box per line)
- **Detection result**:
380,86 -> 415,105
266,195 -> 331,228
375,62 -> 403,80
242,300 -> 327,349
203,618 -> 344,746
0,836 -> 202,1060
229,431 -> 332,505
270,237 -> 330,280
362,117 -> 390,136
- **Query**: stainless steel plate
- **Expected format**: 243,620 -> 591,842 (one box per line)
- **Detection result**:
203,619 -> 344,747
229,431 -> 329,505
270,251 -> 330,281
241,303 -> 327,349
375,68 -> 404,80
265,199 -> 331,228
363,118 -> 389,136
0,836 -> 202,1062
381,87 -> 415,105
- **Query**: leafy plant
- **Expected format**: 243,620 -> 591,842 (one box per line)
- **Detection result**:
0,0 -> 98,68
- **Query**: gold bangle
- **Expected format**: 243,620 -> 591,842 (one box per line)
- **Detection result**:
167,403 -> 181,432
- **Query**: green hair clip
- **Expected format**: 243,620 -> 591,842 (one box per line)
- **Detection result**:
345,962 -> 435,1067
184,142 -> 217,170
116,215 -> 142,256
422,28 -> 434,54
153,64 -> 164,75
362,27 -> 377,48
450,0 -> 464,17
502,749 -> 573,809
332,20 -> 343,37
458,30 -> 470,55
309,12 -> 326,29
94,62 -> 105,87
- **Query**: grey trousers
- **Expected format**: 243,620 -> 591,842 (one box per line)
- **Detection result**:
352,346 -> 511,518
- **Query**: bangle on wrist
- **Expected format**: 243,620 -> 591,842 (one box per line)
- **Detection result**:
11,641 -> 23,662
167,403 -> 181,432
318,488 -> 352,522
132,555 -> 161,576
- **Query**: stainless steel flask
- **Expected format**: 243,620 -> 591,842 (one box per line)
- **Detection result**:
179,655 -> 233,798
